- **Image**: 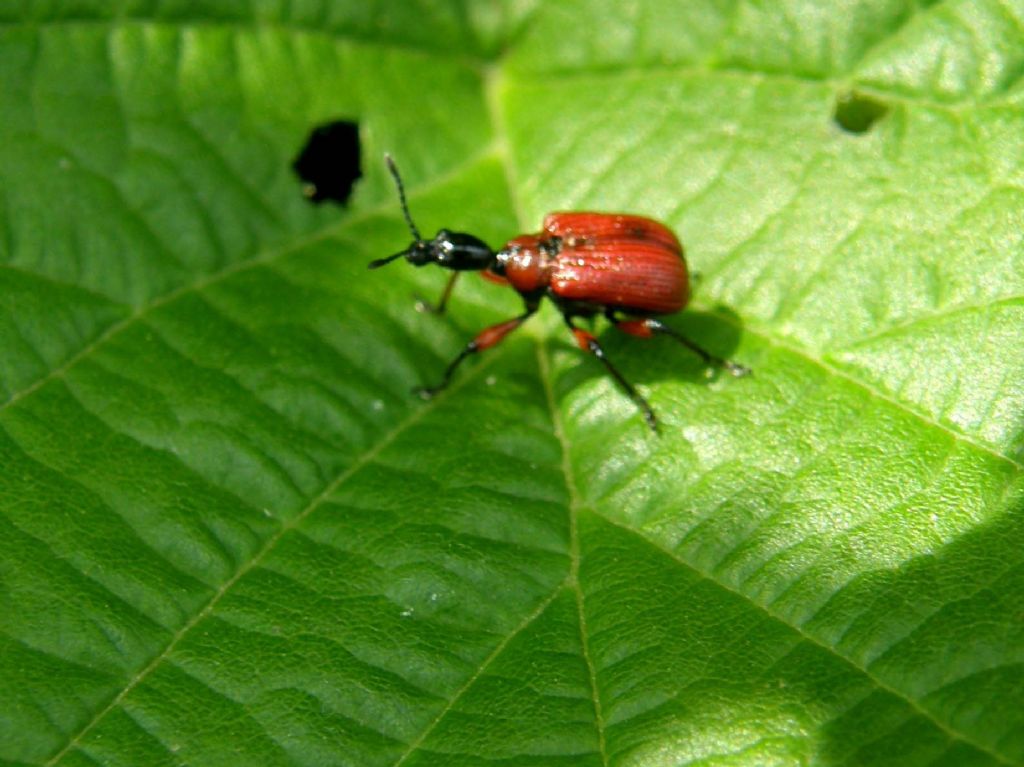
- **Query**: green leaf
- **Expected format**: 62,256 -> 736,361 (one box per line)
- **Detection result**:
2,1 -> 1023,765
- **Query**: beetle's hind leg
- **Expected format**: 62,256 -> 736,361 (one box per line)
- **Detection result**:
611,315 -> 750,377
565,313 -> 657,431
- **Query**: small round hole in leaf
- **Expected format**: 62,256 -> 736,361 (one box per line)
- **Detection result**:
293,120 -> 361,204
833,92 -> 889,134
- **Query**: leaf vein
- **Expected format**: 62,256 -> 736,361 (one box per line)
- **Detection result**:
0,148 -> 497,414
41,347 -> 502,766
594,513 -> 1016,766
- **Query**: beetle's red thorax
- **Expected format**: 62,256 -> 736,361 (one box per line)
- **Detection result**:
494,234 -> 554,294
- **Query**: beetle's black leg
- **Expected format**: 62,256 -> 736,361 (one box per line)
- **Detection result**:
565,314 -> 657,432
415,272 -> 460,314
614,316 -> 750,377
414,302 -> 538,399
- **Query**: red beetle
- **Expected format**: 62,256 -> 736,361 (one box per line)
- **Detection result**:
369,156 -> 748,430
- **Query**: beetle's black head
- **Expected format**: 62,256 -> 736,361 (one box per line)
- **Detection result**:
368,229 -> 495,272
368,156 -> 495,272
425,229 -> 494,270
401,238 -> 433,266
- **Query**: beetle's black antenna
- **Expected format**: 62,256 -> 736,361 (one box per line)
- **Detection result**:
367,251 -> 406,269
385,154 -> 421,241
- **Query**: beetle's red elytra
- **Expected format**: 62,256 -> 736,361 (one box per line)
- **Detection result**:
368,155 -> 749,430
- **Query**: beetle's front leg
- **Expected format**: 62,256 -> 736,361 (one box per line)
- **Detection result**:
414,303 -> 538,399
415,272 -> 460,314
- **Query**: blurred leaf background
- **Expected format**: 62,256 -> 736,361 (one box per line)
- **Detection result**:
1,1 -> 1023,765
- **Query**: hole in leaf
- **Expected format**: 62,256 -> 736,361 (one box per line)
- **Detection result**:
833,92 -> 889,134
293,119 -> 361,204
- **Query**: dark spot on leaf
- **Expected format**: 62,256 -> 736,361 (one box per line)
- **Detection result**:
833,92 -> 889,134
293,120 -> 361,204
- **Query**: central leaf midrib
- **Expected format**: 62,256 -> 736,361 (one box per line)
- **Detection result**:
538,340 -> 610,766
